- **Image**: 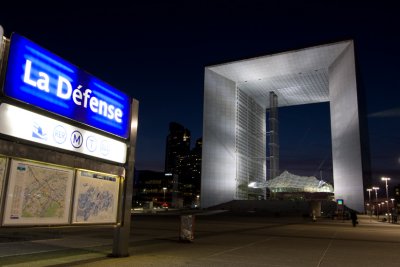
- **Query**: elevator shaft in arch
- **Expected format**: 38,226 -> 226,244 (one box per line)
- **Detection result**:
268,91 -> 279,180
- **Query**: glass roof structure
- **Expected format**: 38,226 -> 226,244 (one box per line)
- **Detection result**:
267,171 -> 333,193
249,170 -> 334,193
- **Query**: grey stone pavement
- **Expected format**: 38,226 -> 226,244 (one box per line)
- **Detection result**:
0,212 -> 399,267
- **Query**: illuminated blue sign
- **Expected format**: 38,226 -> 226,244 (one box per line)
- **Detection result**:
3,33 -> 130,139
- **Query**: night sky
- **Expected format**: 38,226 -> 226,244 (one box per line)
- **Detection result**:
1,1 -> 399,190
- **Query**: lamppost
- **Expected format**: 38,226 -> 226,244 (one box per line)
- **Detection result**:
372,187 -> 380,202
391,198 -> 397,224
381,201 -> 387,222
366,188 -> 372,215
366,188 -> 372,203
378,203 -> 381,220
381,177 -> 391,201
385,200 -> 389,214
163,187 -> 167,204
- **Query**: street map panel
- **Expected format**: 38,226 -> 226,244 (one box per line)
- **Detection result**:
0,156 -> 7,203
72,170 -> 120,224
3,160 -> 74,225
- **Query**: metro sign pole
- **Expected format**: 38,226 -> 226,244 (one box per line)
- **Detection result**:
112,99 -> 139,257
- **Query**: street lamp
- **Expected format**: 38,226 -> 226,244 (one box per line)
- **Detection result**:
381,177 -> 391,200
384,200 -> 390,222
366,188 -> 372,203
391,198 -> 396,223
163,187 -> 167,204
372,187 -> 380,202
378,203 -> 381,220
366,188 -> 373,215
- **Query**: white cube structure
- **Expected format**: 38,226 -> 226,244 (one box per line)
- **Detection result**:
201,40 -> 366,212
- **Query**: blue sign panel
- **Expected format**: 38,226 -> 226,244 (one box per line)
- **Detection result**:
3,33 -> 130,139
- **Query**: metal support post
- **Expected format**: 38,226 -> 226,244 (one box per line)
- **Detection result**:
112,99 -> 139,257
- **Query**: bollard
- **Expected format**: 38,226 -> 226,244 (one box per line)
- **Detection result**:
179,214 -> 195,242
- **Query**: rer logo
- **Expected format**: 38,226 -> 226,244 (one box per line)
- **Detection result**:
70,130 -> 83,148
53,125 -> 67,144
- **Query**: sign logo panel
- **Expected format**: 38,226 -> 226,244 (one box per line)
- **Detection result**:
3,33 -> 130,139
0,104 -> 127,164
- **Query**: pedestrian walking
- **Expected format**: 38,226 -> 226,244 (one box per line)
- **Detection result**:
350,210 -> 358,227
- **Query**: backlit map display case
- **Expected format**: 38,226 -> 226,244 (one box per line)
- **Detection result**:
2,159 -> 74,226
0,156 -> 7,203
72,169 -> 120,224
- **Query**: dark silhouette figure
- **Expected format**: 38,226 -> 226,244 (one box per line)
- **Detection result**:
350,211 -> 358,227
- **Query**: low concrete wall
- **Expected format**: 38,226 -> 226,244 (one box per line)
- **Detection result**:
207,200 -> 339,217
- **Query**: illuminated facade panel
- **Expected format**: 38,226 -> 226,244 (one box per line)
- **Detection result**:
328,43 -> 364,211
235,89 -> 266,199
201,70 -> 237,208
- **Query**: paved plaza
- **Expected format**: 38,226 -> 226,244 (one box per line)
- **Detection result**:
0,212 -> 399,266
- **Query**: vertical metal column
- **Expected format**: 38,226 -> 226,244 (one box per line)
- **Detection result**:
112,98 -> 139,257
268,92 -> 279,180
